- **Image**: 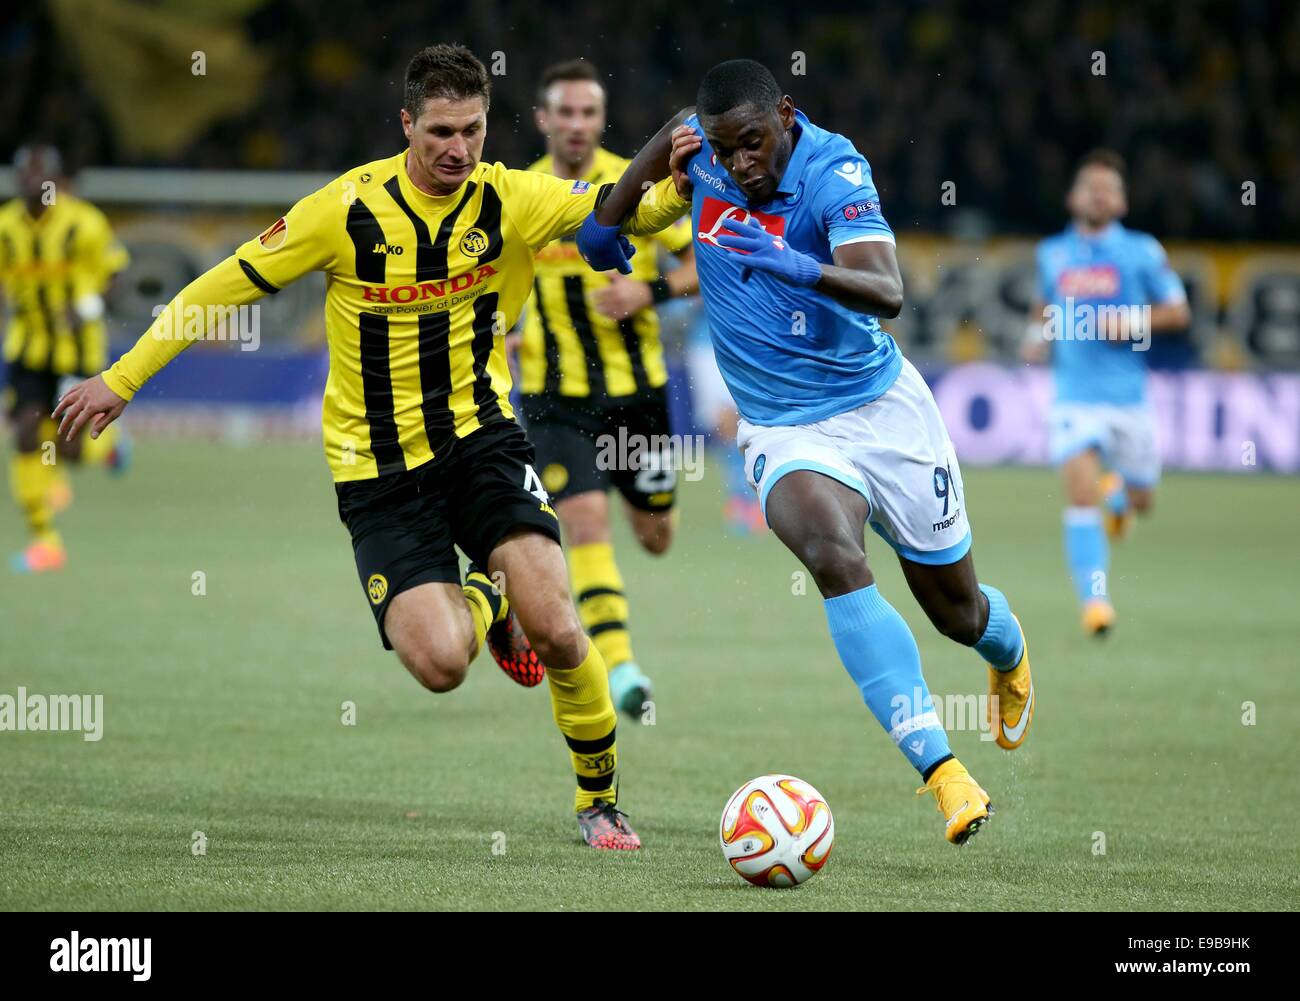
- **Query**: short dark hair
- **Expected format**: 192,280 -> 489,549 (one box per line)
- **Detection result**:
1076,148 -> 1126,181
696,59 -> 781,117
536,59 -> 602,108
404,44 -> 490,118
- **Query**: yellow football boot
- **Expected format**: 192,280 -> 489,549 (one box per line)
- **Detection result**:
918,758 -> 991,846
1082,598 -> 1116,637
988,616 -> 1034,750
1099,472 -> 1132,541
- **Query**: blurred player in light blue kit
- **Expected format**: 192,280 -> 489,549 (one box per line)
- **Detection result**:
579,60 -> 1036,845
1024,150 -> 1190,636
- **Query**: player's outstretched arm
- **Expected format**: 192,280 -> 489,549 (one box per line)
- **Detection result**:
596,107 -> 695,227
53,255 -> 269,442
577,108 -> 695,273
54,181 -> 339,443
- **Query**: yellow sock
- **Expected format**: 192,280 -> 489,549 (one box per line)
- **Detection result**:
10,451 -> 59,544
80,422 -> 116,465
463,593 -> 490,657
547,638 -> 618,811
569,541 -> 633,672
462,569 -> 505,659
33,419 -> 72,511
47,466 -> 73,509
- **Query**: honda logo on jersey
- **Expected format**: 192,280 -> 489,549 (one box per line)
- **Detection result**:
697,197 -> 785,251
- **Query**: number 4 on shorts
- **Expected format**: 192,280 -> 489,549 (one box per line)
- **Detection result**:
523,464 -> 550,503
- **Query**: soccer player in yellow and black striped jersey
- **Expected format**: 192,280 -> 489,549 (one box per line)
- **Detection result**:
2,144 -> 131,573
54,45 -> 688,850
519,60 -> 699,720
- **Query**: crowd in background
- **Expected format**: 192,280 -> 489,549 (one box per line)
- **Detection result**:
4,0 -> 1297,240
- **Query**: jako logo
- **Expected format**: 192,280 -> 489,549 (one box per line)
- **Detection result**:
50,932 -> 151,981
371,243 -> 404,255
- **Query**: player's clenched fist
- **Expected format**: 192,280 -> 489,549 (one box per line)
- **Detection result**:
669,124 -> 702,198
52,373 -> 128,442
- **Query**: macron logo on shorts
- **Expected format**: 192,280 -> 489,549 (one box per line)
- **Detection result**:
932,511 -> 963,533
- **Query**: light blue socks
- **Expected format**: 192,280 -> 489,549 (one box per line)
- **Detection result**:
1064,506 -> 1109,605
824,584 -> 952,776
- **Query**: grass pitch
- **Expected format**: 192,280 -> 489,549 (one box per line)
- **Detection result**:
1,439 -> 1297,910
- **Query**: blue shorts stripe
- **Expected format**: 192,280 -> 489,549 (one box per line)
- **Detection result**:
870,522 -> 973,566
758,459 -> 871,522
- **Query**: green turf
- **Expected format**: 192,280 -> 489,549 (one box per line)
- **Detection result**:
1,439 -> 1297,911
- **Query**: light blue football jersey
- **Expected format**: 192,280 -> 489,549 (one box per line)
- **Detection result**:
1036,222 -> 1186,405
681,110 -> 902,425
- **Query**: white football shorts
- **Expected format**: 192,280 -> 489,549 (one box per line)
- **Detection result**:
1049,400 -> 1161,488
736,358 -> 972,565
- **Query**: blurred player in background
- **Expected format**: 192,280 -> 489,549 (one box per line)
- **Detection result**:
1,144 -> 130,573
1024,150 -> 1190,637
517,59 -> 698,718
580,60 -> 1034,846
53,45 -> 689,850
684,309 -> 764,535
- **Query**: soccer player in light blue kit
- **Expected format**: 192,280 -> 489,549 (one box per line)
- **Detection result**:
578,60 -> 1034,845
1024,150 -> 1190,637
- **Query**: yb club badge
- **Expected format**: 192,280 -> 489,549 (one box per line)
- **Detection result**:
460,227 -> 489,257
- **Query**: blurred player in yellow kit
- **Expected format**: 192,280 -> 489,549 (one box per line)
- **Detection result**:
1,144 -> 131,573
518,60 -> 698,717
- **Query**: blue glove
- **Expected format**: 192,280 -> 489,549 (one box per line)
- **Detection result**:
715,217 -> 822,286
576,212 -> 636,275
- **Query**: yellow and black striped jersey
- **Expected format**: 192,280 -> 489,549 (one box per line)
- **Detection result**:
102,150 -> 687,482
0,194 -> 129,375
519,148 -> 692,400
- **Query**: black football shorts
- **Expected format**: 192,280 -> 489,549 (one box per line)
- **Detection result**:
520,387 -> 678,512
4,362 -> 64,418
335,419 -> 561,649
